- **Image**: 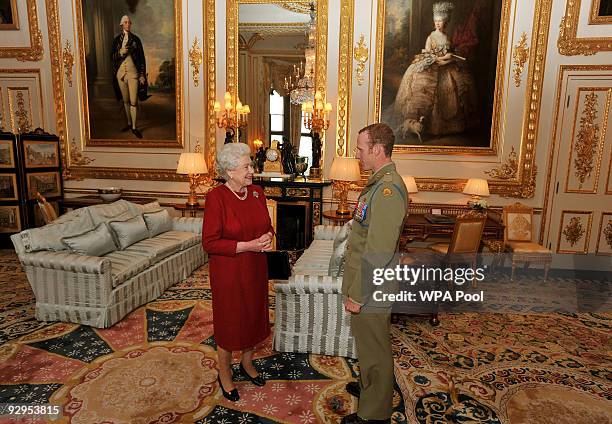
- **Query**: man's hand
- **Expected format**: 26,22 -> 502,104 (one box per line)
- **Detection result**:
119,47 -> 127,56
344,298 -> 362,314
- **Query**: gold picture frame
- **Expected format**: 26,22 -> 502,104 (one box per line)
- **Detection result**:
75,0 -> 184,148
558,0 -> 612,55
0,139 -> 15,168
0,173 -> 18,200
0,205 -> 21,233
589,0 -> 612,25
0,0 -> 42,61
0,0 -> 19,30
26,171 -> 61,200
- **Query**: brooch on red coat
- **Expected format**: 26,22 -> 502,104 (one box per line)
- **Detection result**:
253,191 -> 259,198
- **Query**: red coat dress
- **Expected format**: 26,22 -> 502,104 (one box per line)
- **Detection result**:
201,184 -> 271,351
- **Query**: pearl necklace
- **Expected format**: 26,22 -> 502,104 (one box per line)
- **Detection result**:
225,183 -> 248,200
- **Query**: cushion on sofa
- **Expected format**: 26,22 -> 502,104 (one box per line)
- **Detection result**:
153,230 -> 202,250
333,220 -> 353,250
88,200 -> 134,226
128,201 -> 162,216
328,238 -> 348,277
20,211 -> 94,252
103,250 -> 152,287
143,209 -> 173,237
61,223 -> 117,256
126,236 -> 182,261
108,215 -> 150,250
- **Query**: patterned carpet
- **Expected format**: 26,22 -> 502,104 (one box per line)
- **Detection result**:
0,250 -> 610,423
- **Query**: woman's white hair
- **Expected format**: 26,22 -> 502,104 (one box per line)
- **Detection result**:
216,142 -> 252,180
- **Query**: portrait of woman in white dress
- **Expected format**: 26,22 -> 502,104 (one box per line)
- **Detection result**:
380,0 -> 503,148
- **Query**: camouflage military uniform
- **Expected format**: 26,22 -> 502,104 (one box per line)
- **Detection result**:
342,162 -> 408,420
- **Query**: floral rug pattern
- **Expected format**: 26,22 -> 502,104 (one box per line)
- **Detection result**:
0,251 -> 610,423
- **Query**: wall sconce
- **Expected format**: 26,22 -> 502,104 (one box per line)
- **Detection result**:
329,156 -> 361,215
176,150 -> 209,206
214,91 -> 250,142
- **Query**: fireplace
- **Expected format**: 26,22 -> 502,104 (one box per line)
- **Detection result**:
253,178 -> 331,251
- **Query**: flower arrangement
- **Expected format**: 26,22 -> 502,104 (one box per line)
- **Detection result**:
469,199 -> 488,210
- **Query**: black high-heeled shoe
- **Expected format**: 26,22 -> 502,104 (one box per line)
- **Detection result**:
217,375 -> 239,401
239,363 -> 266,387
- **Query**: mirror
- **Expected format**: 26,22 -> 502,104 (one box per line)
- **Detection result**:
227,0 -> 327,174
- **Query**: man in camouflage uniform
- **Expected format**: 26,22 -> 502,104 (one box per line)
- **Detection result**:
341,123 -> 408,424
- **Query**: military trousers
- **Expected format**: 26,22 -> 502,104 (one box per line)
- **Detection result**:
350,307 -> 393,420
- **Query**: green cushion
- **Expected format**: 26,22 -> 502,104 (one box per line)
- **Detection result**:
20,211 -> 94,252
108,215 -> 149,250
328,238 -> 348,277
142,209 -> 172,237
61,223 -> 117,256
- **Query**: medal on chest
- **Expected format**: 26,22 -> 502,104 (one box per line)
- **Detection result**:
353,199 -> 368,222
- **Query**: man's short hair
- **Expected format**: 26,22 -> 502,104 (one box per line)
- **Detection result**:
359,123 -> 395,157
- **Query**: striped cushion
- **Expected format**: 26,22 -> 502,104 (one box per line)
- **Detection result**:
88,200 -> 134,226
104,250 -> 152,287
126,236 -> 182,262
153,231 -> 201,250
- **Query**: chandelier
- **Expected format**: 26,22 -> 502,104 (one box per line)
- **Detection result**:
287,7 -> 316,105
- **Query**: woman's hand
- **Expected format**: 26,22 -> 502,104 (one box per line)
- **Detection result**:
236,232 -> 273,253
436,53 -> 453,65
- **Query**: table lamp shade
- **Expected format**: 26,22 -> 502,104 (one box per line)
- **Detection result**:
463,178 -> 490,197
402,176 -> 418,193
329,157 -> 361,181
177,153 -> 208,175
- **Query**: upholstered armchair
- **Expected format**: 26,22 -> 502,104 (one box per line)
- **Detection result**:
502,202 -> 552,281
428,210 -> 487,287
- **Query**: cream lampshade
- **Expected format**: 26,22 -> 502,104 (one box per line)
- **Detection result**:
177,153 -> 208,206
329,157 -> 361,215
463,178 -> 490,201
402,176 -> 418,194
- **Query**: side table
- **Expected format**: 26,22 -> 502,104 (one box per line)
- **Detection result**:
173,203 -> 205,218
323,210 -> 352,226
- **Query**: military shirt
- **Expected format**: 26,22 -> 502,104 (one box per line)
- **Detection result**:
342,162 -> 408,305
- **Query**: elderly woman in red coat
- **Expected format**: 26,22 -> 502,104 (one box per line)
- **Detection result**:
202,142 -> 273,402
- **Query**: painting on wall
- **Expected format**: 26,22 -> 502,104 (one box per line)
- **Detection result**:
596,0 -> 612,16
379,0 -> 504,149
0,140 -> 15,168
0,173 -> 17,200
77,0 -> 181,146
26,172 -> 61,200
0,206 -> 21,233
23,140 -> 59,168
0,0 -> 19,30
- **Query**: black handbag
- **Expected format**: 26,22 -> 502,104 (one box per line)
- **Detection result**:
265,250 -> 291,280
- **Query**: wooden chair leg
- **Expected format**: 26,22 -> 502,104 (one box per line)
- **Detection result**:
511,260 -> 517,281
543,261 -> 551,281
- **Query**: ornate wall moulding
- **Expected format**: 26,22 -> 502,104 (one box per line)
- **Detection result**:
512,32 -> 529,87
558,0 -> 612,55
595,212 -> 612,255
353,34 -> 369,87
62,40 -> 74,88
557,210 -> 593,254
0,0 -> 44,62
335,0 -> 355,157
589,0 -> 612,24
188,36 -> 203,87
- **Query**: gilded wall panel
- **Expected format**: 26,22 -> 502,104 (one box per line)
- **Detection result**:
595,212 -> 612,255
557,210 -> 593,254
558,0 -> 612,55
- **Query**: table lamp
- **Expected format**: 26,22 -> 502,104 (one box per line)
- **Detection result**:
329,157 -> 361,215
402,175 -> 418,204
177,152 -> 208,206
463,178 -> 489,204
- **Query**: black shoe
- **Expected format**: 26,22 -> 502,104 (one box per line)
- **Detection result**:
346,381 -> 360,398
239,363 -> 266,386
217,375 -> 239,402
340,413 -> 390,424
121,125 -> 131,132
132,128 -> 143,138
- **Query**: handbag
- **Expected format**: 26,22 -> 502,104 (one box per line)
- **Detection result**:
265,250 -> 291,280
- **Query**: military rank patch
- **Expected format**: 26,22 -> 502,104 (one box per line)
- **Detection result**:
383,187 -> 393,196
353,200 -> 368,222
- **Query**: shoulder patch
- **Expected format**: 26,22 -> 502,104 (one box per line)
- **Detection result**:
383,187 -> 393,197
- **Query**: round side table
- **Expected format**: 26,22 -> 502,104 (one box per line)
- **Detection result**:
323,210 -> 352,226
173,203 -> 205,218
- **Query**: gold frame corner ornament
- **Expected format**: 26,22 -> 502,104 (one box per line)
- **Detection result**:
353,34 -> 369,87
0,0 -> 44,61
188,36 -> 203,87
62,40 -> 74,88
512,32 -> 529,88
558,0 -> 612,56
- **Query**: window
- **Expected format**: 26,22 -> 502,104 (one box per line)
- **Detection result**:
298,111 -> 313,172
269,90 -> 286,145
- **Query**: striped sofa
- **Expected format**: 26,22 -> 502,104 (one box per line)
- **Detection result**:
11,201 -> 207,328
273,225 -> 356,358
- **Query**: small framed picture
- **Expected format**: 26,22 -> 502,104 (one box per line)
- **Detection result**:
0,173 -> 18,200
23,140 -> 59,168
27,171 -> 61,200
0,205 -> 21,233
0,0 -> 19,30
0,139 -> 15,168
431,208 -> 442,215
